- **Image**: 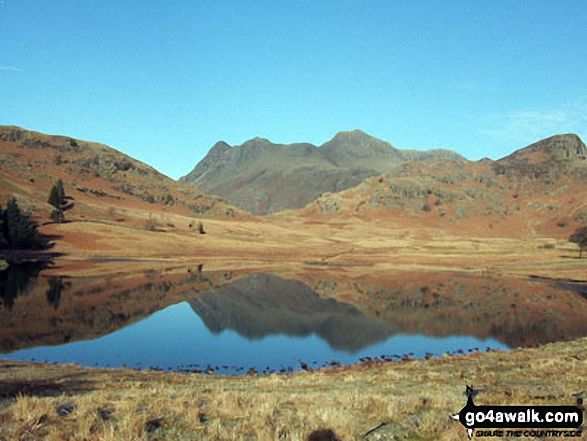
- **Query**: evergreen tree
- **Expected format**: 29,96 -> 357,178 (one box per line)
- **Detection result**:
48,179 -> 66,223
56,179 -> 65,202
48,185 -> 62,209
0,204 -> 6,248
3,198 -> 44,249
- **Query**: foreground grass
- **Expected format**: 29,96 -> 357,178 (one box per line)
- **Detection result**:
1,338 -> 586,440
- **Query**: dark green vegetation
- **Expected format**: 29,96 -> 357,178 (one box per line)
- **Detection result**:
48,179 -> 67,222
180,130 -> 465,214
0,262 -> 47,311
47,179 -> 65,210
0,198 -> 45,250
570,225 -> 587,259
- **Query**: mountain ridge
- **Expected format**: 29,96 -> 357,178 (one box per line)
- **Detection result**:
0,125 -> 244,226
2,125 -> 586,238
180,130 -> 587,216
180,130 -> 467,214
302,133 -> 587,238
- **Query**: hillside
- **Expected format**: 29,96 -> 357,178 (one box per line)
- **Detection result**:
2,126 -> 586,246
299,134 -> 587,238
0,126 -> 244,229
180,130 -> 465,215
181,130 -> 587,227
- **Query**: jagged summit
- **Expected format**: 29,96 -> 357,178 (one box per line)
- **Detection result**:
208,140 -> 232,154
180,130 -> 466,214
499,134 -> 587,162
492,134 -> 586,183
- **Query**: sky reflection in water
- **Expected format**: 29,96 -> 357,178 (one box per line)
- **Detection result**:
4,301 -> 507,374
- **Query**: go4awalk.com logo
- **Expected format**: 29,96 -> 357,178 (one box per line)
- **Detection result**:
450,386 -> 584,439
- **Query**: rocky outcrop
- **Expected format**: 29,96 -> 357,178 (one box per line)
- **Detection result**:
492,134 -> 587,184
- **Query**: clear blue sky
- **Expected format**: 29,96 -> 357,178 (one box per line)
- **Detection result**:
1,1 -> 586,179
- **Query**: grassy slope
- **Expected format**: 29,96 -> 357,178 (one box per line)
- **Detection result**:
1,337 -> 586,440
33,213 -> 587,281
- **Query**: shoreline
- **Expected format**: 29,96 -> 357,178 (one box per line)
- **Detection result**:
1,337 -> 585,440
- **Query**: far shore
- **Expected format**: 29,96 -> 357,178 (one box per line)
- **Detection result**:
14,216 -> 584,282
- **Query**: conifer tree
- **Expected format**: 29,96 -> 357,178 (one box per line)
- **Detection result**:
48,185 -> 61,209
0,204 -> 6,248
48,179 -> 66,223
56,179 -> 65,202
2,198 -> 44,249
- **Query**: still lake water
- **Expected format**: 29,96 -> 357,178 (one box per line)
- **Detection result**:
1,265 -> 586,374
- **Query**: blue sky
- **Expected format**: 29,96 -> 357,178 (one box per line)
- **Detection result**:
1,1 -> 586,179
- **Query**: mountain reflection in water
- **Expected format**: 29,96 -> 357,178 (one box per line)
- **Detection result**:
190,273 -> 397,352
1,265 -> 587,373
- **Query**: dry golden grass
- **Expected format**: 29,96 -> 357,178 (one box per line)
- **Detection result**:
39,216 -> 587,282
1,337 -> 586,440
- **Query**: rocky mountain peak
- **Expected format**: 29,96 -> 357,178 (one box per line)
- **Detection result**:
240,137 -> 273,149
500,134 -> 586,162
492,134 -> 586,183
208,141 -> 232,156
320,130 -> 400,165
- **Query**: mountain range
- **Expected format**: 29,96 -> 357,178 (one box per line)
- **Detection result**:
179,130 -> 587,237
180,130 -> 465,214
1,125 -> 586,239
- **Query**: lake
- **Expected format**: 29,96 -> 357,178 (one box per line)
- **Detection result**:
1,264 -> 586,374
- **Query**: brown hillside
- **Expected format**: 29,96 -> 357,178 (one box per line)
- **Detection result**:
493,134 -> 587,183
0,126 -> 246,229
1,127 -> 586,283
296,134 -> 587,239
